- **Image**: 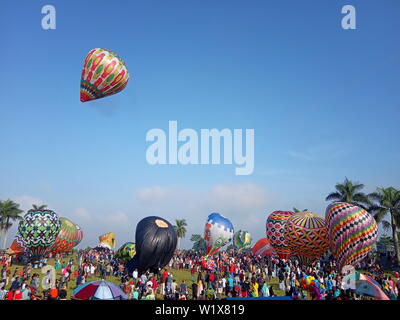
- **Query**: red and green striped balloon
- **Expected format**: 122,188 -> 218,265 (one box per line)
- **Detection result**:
51,217 -> 82,254
80,48 -> 129,102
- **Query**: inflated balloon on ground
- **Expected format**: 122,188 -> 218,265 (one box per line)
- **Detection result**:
115,242 -> 136,261
80,48 -> 129,102
284,211 -> 329,260
233,230 -> 252,252
251,238 -> 273,257
18,209 -> 61,259
98,232 -> 116,249
266,211 -> 295,259
326,202 -> 378,269
204,213 -> 234,256
51,217 -> 81,254
127,216 -> 177,273
6,233 -> 27,256
75,225 -> 83,247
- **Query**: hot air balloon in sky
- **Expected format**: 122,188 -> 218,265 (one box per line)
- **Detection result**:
233,229 -> 252,252
284,211 -> 329,263
115,242 -> 136,261
18,209 -> 61,260
204,213 -> 234,256
326,202 -> 378,269
127,216 -> 177,273
266,211 -> 295,259
251,238 -> 273,257
80,48 -> 129,102
51,217 -> 81,254
98,232 -> 116,250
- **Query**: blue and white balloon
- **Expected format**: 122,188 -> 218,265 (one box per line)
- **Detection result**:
204,213 -> 234,256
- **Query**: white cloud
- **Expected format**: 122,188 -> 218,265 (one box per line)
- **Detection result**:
133,183 -> 275,248
287,151 -> 315,161
100,211 -> 130,228
13,195 -> 48,212
257,169 -> 298,176
287,144 -> 348,162
136,186 -> 169,204
72,207 -> 92,223
207,183 -> 268,211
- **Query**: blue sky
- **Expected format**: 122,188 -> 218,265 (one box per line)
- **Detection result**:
1,0 -> 399,249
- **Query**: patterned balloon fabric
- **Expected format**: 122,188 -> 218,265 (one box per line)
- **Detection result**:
80,48 -> 129,102
251,238 -> 273,257
6,234 -> 27,256
115,242 -> 136,261
204,213 -> 234,256
75,225 -> 84,247
266,211 -> 295,259
98,232 -> 116,249
233,230 -> 252,252
18,210 -> 61,258
284,211 -> 329,260
51,217 -> 81,254
326,202 -> 378,269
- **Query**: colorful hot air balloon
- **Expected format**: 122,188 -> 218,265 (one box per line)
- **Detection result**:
6,233 -> 27,256
326,202 -> 378,269
204,213 -> 234,256
251,238 -> 273,257
98,232 -> 116,250
284,211 -> 329,262
115,242 -> 136,261
75,225 -> 83,247
80,48 -> 129,102
127,216 -> 177,274
51,218 -> 81,254
18,210 -> 61,259
233,230 -> 252,252
266,211 -> 295,259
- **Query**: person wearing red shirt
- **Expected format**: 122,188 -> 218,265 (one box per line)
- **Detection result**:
14,287 -> 23,300
49,286 -> 59,300
152,277 -> 158,293
6,290 -> 14,300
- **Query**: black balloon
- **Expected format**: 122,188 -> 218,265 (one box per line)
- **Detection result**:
127,216 -> 177,274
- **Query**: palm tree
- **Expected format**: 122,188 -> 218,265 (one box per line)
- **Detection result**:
293,207 -> 308,213
325,177 -> 371,209
32,204 -> 48,210
0,199 -> 24,249
173,219 -> 187,250
368,187 -> 400,266
190,234 -> 206,254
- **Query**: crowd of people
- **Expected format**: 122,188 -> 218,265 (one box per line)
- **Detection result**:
1,248 -> 399,300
